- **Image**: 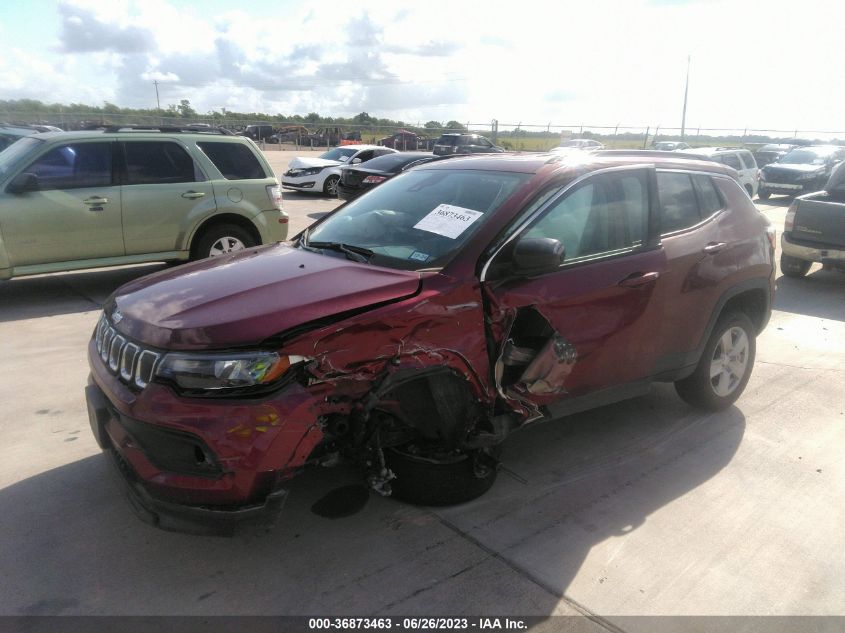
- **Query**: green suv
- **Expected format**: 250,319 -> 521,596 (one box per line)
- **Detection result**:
0,126 -> 288,280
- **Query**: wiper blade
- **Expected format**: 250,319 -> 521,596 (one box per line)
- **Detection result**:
307,240 -> 373,263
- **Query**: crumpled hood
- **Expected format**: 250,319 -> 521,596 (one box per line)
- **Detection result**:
287,156 -> 344,170
107,244 -> 421,350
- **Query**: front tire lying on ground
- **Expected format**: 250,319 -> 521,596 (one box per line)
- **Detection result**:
385,445 -> 499,506
675,312 -> 756,411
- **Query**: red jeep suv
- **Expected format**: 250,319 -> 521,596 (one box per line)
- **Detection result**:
86,150 -> 775,534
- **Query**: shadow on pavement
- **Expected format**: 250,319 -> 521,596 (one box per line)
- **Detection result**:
0,383 -> 744,618
774,269 -> 845,321
756,196 -> 793,207
0,264 -> 167,323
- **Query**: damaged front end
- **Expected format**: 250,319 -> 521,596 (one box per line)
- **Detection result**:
276,275 -> 505,501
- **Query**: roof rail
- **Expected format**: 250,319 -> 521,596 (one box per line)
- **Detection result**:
591,149 -> 710,161
101,125 -> 235,135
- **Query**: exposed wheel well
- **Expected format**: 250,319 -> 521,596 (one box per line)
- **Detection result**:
191,214 -> 261,252
720,288 -> 768,334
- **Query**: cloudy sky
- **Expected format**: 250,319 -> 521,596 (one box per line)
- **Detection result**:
1,0 -> 843,134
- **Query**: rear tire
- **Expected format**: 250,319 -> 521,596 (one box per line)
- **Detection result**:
385,446 -> 499,506
745,185 -> 753,198
780,254 -> 812,278
191,224 -> 256,260
675,312 -> 756,411
757,189 -> 771,200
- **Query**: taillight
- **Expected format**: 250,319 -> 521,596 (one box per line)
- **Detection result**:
784,201 -> 797,233
266,184 -> 283,210
362,175 -> 387,184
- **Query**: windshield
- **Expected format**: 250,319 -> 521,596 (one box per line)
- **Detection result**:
359,152 -> 431,171
0,136 -> 43,177
319,147 -> 358,162
305,168 -> 530,270
781,149 -> 830,165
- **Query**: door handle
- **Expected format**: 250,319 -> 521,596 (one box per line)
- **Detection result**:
703,242 -> 727,254
181,191 -> 205,199
618,271 -> 660,288
83,197 -> 109,205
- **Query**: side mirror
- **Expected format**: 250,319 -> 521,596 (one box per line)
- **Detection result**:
513,237 -> 565,274
6,172 -> 39,194
351,158 -> 362,165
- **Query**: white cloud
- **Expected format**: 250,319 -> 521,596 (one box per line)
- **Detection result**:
3,0 -> 845,134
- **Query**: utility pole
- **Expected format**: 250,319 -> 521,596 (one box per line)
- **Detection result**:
680,55 -> 690,139
153,80 -> 161,111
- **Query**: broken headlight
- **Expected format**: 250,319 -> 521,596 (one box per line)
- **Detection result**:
156,351 -> 305,392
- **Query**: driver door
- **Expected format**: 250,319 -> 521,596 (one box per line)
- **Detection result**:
483,167 -> 667,416
0,140 -> 123,267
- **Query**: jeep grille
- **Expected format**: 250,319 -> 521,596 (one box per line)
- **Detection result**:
94,314 -> 160,389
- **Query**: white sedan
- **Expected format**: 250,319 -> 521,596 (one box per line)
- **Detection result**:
282,145 -> 397,196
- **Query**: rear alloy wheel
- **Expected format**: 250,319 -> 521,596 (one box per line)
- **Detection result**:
675,312 -> 756,411
323,175 -> 340,197
384,444 -> 500,506
780,254 -> 812,278
192,224 -> 256,260
757,189 -> 771,200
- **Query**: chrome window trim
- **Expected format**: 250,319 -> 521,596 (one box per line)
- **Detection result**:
479,163 -> 654,282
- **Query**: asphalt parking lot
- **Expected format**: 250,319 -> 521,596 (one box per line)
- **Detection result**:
1,150 -> 843,626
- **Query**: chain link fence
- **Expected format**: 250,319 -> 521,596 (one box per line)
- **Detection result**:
3,110 -> 843,152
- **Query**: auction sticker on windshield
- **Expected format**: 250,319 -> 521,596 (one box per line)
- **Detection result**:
414,204 -> 483,239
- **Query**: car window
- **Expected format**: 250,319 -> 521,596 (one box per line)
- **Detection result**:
319,147 -> 357,161
477,138 -> 492,147
198,142 -> 266,180
525,169 -> 648,260
719,153 -> 742,170
363,153 -> 429,171
0,136 -> 43,178
657,171 -> 700,233
124,141 -> 199,185
437,136 -> 459,146
692,174 -> 723,216
739,151 -> 756,169
355,150 -> 375,162
781,149 -> 826,165
24,142 -> 112,190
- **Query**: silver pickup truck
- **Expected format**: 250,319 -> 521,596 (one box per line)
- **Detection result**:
781,161 -> 845,278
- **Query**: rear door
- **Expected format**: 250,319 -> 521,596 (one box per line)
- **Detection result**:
651,170 -> 728,366
0,139 -> 123,266
119,139 -> 216,255
483,166 -> 667,416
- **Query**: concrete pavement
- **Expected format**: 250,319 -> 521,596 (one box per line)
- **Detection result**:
0,152 -> 842,624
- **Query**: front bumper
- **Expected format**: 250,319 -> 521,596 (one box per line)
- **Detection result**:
282,179 -> 317,191
760,180 -> 818,194
782,233 -> 845,265
86,381 -> 288,536
85,336 -> 327,535
337,183 -> 366,201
